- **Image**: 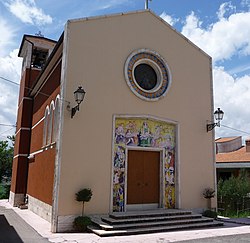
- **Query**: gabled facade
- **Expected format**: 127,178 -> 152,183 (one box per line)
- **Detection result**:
10,10 -> 216,232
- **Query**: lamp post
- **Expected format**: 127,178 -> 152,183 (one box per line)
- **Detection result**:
71,86 -> 86,118
207,108 -> 224,132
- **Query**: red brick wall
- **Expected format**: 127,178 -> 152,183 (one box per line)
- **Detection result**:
11,68 -> 40,195
26,60 -> 61,206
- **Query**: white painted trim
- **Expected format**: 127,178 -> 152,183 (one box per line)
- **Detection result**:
110,114 -> 116,213
32,117 -> 45,130
124,146 -> 128,212
18,97 -> 33,109
216,163 -> 250,168
43,106 -> 50,147
28,149 -> 43,157
51,25 -> 68,233
114,114 -> 178,125
15,127 -> 30,135
209,57 -> 217,208
13,154 -> 28,159
175,123 -> 181,209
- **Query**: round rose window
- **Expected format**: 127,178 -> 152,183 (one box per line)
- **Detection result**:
124,49 -> 171,101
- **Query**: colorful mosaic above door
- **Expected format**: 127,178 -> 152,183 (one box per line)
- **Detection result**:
113,117 -> 176,212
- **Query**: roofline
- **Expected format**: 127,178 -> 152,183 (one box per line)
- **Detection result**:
216,162 -> 250,168
29,33 -> 64,97
66,9 -> 211,60
215,136 -> 242,143
18,34 -> 57,57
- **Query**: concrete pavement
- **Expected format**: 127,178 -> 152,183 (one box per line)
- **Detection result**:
0,199 -> 250,242
0,206 -> 49,243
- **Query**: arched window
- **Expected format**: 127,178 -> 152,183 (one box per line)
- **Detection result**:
52,95 -> 60,143
47,101 -> 54,145
43,106 -> 50,147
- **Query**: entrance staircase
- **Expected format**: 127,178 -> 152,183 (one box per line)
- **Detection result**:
88,209 -> 223,236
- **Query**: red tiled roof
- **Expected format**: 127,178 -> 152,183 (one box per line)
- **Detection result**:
215,136 -> 240,143
216,146 -> 250,163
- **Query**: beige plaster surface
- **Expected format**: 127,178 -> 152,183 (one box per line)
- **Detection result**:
56,10 -> 215,218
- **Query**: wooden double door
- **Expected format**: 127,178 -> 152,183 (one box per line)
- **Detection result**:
127,150 -> 160,207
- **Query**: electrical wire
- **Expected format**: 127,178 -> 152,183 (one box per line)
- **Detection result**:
2,76 -> 250,136
0,76 -> 19,86
0,76 -> 69,101
0,127 -> 15,137
220,124 -> 250,135
0,76 -> 50,98
0,123 -> 16,127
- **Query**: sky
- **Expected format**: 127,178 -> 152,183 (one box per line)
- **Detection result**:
0,0 -> 250,141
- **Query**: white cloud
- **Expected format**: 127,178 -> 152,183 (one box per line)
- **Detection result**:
0,49 -> 22,138
4,0 -> 52,26
92,0 -> 131,11
181,8 -> 250,62
213,67 -> 250,139
0,17 -> 16,57
217,2 -> 236,20
228,62 -> 250,75
160,12 -> 178,26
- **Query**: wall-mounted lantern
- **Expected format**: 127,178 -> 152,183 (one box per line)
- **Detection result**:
207,108 -> 224,132
71,86 -> 86,118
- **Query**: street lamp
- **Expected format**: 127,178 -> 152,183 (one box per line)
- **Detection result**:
71,86 -> 86,118
207,108 -> 224,132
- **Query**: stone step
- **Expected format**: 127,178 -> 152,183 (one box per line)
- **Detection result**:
88,221 -> 224,237
101,213 -> 202,225
109,209 -> 192,219
92,217 -> 214,231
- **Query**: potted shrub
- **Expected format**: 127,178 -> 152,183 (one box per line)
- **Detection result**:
73,215 -> 92,232
75,188 -> 92,216
203,187 -> 215,210
73,188 -> 93,232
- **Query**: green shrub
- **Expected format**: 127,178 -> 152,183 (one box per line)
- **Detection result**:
73,216 -> 92,232
202,210 -> 218,219
0,183 -> 10,199
75,188 -> 92,216
217,169 -> 250,214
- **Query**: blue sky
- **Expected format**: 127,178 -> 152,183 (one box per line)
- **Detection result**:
1,0 -> 250,140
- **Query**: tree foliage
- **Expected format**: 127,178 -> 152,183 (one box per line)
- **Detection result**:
0,136 -> 14,181
218,170 -> 250,213
0,135 -> 14,199
75,188 -> 92,216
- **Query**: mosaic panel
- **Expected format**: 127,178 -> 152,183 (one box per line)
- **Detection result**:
113,117 -> 176,212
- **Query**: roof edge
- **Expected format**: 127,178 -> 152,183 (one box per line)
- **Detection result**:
66,9 -> 212,60
18,34 -> 57,57
215,136 -> 242,143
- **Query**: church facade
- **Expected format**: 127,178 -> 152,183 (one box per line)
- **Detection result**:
10,10 -> 217,232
